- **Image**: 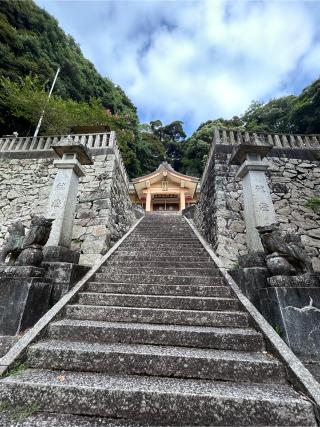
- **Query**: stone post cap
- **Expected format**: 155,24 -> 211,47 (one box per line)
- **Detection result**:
51,136 -> 93,165
229,139 -> 272,165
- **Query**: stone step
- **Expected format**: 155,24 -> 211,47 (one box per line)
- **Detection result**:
127,236 -> 197,241
99,266 -> 219,277
93,273 -> 220,286
128,234 -> 197,240
126,229 -> 196,233
85,281 -> 232,297
109,255 -> 211,263
120,242 -> 202,249
76,293 -> 241,311
0,369 -> 314,425
48,320 -> 264,351
105,260 -> 214,268
65,305 -> 250,327
114,251 -> 208,259
0,413 -> 144,427
27,340 -> 285,383
127,235 -> 198,239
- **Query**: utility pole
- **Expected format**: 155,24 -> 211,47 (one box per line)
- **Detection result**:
33,66 -> 60,138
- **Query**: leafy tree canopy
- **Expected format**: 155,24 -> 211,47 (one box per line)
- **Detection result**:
1,0 -> 320,180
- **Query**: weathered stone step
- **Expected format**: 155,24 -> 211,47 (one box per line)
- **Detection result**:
127,234 -> 197,238
28,340 -> 285,383
85,281 -> 231,297
93,273 -> 220,286
99,266 -> 219,277
65,305 -> 249,327
127,235 -> 197,240
0,369 -> 314,426
121,242 -> 202,249
106,260 -> 214,268
76,293 -> 241,311
109,255 -> 211,263
0,412 -> 143,427
114,252 -> 207,259
130,234 -> 194,238
117,245 -> 205,251
48,320 -> 264,351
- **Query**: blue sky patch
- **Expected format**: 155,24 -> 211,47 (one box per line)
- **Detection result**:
35,0 -> 320,135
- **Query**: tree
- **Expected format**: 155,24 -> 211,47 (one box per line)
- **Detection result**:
0,0 -> 138,136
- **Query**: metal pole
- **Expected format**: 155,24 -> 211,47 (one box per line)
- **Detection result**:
33,67 -> 61,138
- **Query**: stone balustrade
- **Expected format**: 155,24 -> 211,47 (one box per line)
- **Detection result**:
212,128 -> 320,149
0,132 -> 111,152
195,127 -> 320,269
201,128 -> 320,190
0,131 -> 130,190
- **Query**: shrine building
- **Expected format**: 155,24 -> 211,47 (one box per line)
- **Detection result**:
129,162 -> 199,212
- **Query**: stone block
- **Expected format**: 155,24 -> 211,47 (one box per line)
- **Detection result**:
43,246 -> 80,264
259,286 -> 320,361
268,273 -> 320,288
80,253 -> 102,266
43,262 -> 90,305
0,336 -> 18,357
301,235 -> 320,249
0,265 -> 44,278
0,277 -> 52,335
230,267 -> 268,310
312,257 -> 320,272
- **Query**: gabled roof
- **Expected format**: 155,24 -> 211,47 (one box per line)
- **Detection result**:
131,162 -> 199,199
132,162 -> 199,184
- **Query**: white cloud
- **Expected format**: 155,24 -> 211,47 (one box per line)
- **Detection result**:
36,0 -> 320,132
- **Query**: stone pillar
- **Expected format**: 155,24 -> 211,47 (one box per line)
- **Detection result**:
46,156 -> 83,247
146,191 -> 151,212
44,137 -> 93,263
230,141 -> 276,252
180,191 -> 186,211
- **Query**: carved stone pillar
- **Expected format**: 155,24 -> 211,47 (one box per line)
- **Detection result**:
44,136 -> 93,263
230,139 -> 276,252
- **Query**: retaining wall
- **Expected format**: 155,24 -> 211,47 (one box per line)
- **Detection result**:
0,145 -> 135,266
194,142 -> 320,269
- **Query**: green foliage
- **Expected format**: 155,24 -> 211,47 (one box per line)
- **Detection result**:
181,78 -> 320,177
137,120 -> 187,173
5,362 -> 27,378
0,1 -> 136,120
11,404 -> 40,422
274,324 -> 283,337
0,0 -> 144,178
0,75 -> 142,176
306,197 -> 320,213
1,0 -> 320,180
242,98 -> 297,133
137,131 -> 166,173
0,401 -> 40,423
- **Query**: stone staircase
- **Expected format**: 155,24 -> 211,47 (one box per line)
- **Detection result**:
0,215 -> 316,426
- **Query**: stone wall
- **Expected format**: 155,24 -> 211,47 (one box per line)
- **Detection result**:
194,145 -> 320,269
0,150 -> 135,265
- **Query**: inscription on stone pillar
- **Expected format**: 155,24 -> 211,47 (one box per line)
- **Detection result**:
230,142 -> 275,252
46,137 -> 93,249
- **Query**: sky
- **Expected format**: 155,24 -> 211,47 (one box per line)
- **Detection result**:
35,0 -> 320,135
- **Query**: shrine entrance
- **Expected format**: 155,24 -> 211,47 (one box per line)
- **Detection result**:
129,162 -> 199,212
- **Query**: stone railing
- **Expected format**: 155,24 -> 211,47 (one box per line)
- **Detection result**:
213,128 -> 320,149
0,131 -> 130,189
200,128 -> 320,189
108,132 -> 130,190
0,132 -> 112,152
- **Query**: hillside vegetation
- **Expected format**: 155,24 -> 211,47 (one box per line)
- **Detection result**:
0,0 -> 319,178
182,80 -> 320,176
